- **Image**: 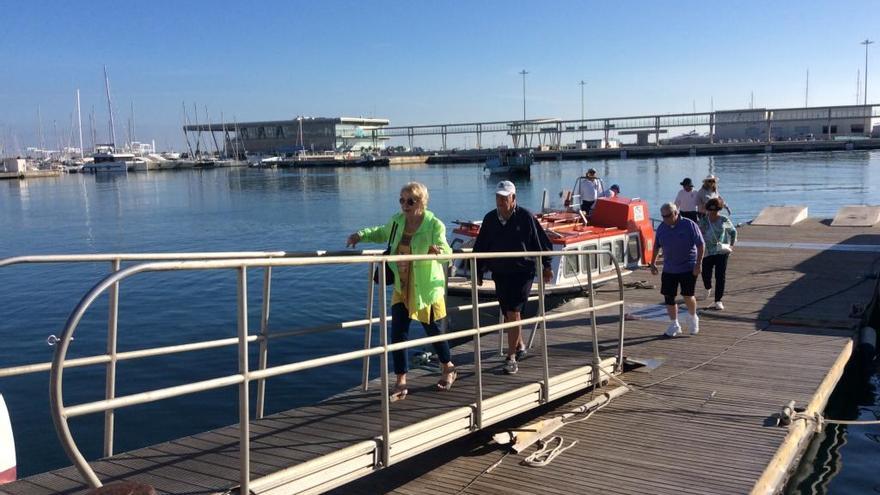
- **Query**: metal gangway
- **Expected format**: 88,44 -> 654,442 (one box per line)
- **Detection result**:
0,248 -> 627,494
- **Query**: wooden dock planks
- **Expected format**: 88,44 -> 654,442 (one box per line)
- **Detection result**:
2,219 -> 876,494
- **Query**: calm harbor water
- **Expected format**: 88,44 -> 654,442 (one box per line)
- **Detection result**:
1,151 -> 879,492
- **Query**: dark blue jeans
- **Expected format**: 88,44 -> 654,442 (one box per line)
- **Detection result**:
391,302 -> 451,375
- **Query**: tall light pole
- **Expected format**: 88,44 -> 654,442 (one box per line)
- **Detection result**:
579,80 -> 586,142
519,69 -> 529,121
861,39 -> 874,106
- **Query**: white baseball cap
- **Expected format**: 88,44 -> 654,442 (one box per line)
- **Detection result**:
495,180 -> 516,196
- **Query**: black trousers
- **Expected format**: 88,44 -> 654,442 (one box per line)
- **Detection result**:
680,211 -> 699,222
581,200 -> 596,214
701,253 -> 729,302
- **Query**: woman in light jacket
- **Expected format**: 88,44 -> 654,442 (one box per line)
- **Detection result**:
347,182 -> 455,400
698,197 -> 737,311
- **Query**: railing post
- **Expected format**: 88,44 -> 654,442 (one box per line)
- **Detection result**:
469,258 -> 483,429
585,256 -> 601,386
378,260 -> 391,467
612,258 -> 626,373
255,266 -> 271,419
537,255 -> 550,403
361,262 -> 376,391
498,309 -> 504,356
103,258 -> 120,458
237,266 -> 250,495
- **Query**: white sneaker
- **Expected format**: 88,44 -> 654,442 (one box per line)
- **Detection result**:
664,321 -> 682,337
685,313 -> 700,335
712,301 -> 724,311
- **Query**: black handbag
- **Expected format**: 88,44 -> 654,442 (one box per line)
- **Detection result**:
373,222 -> 398,285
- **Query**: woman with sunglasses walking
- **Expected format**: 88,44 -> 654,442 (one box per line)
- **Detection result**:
696,175 -> 720,219
346,182 -> 456,400
698,197 -> 737,310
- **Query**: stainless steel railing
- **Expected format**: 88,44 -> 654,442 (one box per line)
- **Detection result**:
0,250 -> 384,458
7,249 -> 625,493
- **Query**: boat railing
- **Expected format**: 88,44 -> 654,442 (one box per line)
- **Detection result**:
9,249 -> 625,494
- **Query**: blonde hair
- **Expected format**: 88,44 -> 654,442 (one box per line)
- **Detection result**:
400,182 -> 429,213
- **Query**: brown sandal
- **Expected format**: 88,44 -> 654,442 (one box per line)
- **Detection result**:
390,383 -> 408,402
437,369 -> 457,391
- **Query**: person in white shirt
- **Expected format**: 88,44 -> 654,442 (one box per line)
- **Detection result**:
578,168 -> 605,214
675,177 -> 699,222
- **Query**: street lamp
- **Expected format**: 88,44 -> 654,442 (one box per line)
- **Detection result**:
861,39 -> 874,106
519,69 -> 529,121
579,80 -> 587,142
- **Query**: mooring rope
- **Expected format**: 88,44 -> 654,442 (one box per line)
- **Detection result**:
789,411 -> 880,431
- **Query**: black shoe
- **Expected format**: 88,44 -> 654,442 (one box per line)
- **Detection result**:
515,346 -> 528,361
503,357 -> 519,375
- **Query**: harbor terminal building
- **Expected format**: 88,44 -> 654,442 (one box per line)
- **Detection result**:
183,117 -> 390,155
714,105 -> 873,141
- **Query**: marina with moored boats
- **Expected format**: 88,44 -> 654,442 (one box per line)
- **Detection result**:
3,9 -> 880,491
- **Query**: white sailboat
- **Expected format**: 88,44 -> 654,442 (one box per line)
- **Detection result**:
83,67 -> 131,173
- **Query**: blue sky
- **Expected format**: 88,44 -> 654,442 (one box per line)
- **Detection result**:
1,0 -> 878,150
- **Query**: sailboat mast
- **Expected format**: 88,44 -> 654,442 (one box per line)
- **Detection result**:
206,105 -> 220,156
37,105 -> 44,156
104,65 -> 117,148
233,116 -> 246,157
192,102 -> 201,157
89,107 -> 97,152
130,100 -> 136,147
182,102 -> 195,158
220,111 -> 228,159
76,89 -> 84,159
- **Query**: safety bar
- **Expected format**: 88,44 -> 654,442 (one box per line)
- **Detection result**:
1,249 -> 549,459
44,249 -> 625,492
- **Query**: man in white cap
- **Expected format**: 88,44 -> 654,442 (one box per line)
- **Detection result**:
473,181 -> 553,374
578,168 -> 605,215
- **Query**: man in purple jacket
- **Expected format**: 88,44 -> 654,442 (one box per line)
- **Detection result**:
648,202 -> 705,337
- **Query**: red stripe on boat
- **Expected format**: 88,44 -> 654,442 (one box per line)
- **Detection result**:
0,465 -> 15,483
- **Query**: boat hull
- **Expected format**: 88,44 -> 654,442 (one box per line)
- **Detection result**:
0,394 -> 15,484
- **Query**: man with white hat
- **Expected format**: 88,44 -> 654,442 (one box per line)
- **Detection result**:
473,181 -> 553,374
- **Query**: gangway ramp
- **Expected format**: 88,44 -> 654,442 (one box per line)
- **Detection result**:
2,318 -> 617,495
0,250 -> 625,495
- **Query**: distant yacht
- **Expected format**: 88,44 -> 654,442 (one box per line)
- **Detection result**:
84,150 -> 135,173
484,149 -> 532,175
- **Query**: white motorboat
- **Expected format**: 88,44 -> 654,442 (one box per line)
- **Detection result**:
446,196 -> 655,295
484,149 -> 533,175
83,152 -> 135,173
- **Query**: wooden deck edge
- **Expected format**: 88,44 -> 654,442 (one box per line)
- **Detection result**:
749,337 -> 854,495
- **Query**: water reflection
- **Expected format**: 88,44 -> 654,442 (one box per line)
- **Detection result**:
3,150 -> 880,481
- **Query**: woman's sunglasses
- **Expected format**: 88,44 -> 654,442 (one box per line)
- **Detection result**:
399,197 -> 416,206
707,207 -> 721,211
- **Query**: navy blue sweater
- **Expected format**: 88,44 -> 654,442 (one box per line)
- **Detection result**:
472,206 -> 553,277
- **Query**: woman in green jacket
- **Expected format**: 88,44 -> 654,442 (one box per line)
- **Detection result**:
347,182 -> 456,400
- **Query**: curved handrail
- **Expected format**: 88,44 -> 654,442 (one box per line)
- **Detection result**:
0,249 -> 387,268
47,249 -> 627,490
